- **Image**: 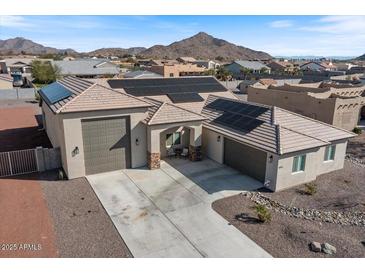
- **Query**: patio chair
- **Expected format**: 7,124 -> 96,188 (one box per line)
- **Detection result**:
167,148 -> 176,158
180,148 -> 189,158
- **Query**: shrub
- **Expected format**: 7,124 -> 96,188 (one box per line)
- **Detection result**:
255,204 -> 272,223
353,127 -> 362,134
304,183 -> 317,195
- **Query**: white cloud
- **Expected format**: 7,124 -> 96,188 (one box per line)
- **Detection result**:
300,16 -> 365,35
269,20 -> 293,28
0,15 -> 34,28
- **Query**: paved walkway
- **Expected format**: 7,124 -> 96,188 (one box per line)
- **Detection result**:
87,159 -> 271,258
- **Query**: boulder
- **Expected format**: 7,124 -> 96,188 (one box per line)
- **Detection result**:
321,243 -> 337,255
309,241 -> 322,252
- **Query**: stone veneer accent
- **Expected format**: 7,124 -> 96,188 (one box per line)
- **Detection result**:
189,145 -> 202,161
148,151 -> 160,169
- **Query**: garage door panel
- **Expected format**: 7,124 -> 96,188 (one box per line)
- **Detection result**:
224,138 -> 266,182
82,116 -> 131,175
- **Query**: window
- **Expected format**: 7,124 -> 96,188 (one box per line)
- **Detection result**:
292,154 -> 306,173
324,145 -> 336,161
169,73 -> 174,77
166,132 -> 181,147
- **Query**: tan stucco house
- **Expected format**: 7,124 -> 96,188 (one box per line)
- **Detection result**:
39,76 -> 355,191
247,81 -> 365,131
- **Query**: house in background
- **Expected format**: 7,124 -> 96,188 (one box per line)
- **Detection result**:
267,60 -> 297,74
193,60 -> 220,70
247,81 -> 365,131
148,62 -> 206,77
300,61 -> 337,72
123,70 -> 163,79
176,56 -> 197,64
225,60 -> 271,78
39,76 -> 354,192
54,59 -> 120,78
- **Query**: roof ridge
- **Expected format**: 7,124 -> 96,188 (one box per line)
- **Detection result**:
147,102 -> 167,125
56,82 -> 97,113
276,107 -> 356,136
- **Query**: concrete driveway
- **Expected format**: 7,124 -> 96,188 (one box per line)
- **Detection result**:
87,158 -> 271,258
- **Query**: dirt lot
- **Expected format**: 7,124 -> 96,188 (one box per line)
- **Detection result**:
0,103 -> 51,152
212,161 -> 365,258
347,132 -> 365,161
0,172 -> 132,258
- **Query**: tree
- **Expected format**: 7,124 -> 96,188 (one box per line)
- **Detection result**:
203,69 -> 216,76
259,67 -> 268,74
240,67 -> 253,80
215,67 -> 232,81
216,56 -> 224,62
31,60 -> 60,84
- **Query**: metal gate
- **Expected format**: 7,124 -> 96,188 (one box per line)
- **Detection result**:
0,149 -> 38,177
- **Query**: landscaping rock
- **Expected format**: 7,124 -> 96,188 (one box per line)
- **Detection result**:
309,241 -> 322,252
321,243 -> 337,255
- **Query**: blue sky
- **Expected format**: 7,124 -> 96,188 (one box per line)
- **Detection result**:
0,15 -> 364,56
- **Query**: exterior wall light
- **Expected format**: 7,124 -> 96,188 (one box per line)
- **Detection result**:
269,155 -> 273,163
136,138 -> 140,146
217,135 -> 221,142
72,146 -> 79,157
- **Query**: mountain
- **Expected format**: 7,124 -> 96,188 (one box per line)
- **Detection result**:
355,53 -> 365,61
87,47 -> 146,57
140,32 -> 272,61
0,37 -> 77,55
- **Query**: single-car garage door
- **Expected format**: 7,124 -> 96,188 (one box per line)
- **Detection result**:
82,116 -> 131,175
224,138 -> 267,182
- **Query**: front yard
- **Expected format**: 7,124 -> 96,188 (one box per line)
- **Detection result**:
212,160 -> 365,258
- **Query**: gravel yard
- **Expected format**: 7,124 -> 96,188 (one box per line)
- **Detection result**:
212,161 -> 365,258
40,172 -> 132,258
347,132 -> 365,161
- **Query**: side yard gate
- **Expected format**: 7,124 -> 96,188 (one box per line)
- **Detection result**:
0,147 -> 61,177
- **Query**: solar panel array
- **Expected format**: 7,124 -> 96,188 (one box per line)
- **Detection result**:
167,92 -> 204,103
206,98 -> 268,132
107,77 -> 227,97
39,82 -> 72,105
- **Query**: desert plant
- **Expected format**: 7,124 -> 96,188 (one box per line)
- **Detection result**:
353,127 -> 362,134
255,204 -> 272,223
304,183 -> 317,195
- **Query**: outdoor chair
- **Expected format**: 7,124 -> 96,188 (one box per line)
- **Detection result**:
180,148 -> 189,158
167,148 -> 176,158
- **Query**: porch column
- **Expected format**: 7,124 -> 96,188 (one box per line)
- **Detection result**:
189,125 -> 202,161
147,126 -> 161,169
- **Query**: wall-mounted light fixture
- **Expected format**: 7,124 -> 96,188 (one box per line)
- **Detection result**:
269,155 -> 273,163
72,146 -> 79,157
217,135 -> 221,142
135,138 -> 139,146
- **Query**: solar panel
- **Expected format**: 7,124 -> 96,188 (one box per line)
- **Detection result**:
167,92 -> 204,103
39,82 -> 72,105
107,77 -> 227,96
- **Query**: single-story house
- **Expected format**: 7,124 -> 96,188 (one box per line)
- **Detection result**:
193,60 -> 220,70
53,59 -> 120,78
39,76 -> 355,191
300,61 -> 337,72
225,60 -> 271,78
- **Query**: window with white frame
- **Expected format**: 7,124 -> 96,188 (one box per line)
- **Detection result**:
166,132 -> 181,147
324,145 -> 336,161
292,154 -> 306,173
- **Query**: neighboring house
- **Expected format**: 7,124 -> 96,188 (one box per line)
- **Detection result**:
1,58 -> 34,75
225,60 -> 271,78
349,66 -> 365,74
148,59 -> 179,66
267,60 -> 297,74
39,76 -> 354,192
123,70 -> 163,79
193,60 -> 220,70
0,74 -> 14,89
300,61 -> 337,72
247,81 -> 365,131
176,57 -> 197,64
54,59 -> 120,78
148,63 -> 206,77
334,62 -> 355,71
239,78 -> 302,93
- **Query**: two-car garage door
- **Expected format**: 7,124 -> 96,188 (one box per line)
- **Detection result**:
224,138 -> 267,182
82,116 -> 131,175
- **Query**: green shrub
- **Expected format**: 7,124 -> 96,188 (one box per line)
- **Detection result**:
353,127 -> 362,134
255,204 -> 272,223
304,183 -> 317,195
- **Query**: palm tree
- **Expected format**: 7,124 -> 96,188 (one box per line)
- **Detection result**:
240,67 -> 253,80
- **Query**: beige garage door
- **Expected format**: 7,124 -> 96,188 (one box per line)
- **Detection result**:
82,116 -> 131,175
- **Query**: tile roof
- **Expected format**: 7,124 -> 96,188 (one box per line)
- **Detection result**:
143,98 -> 206,126
40,76 -> 150,113
202,95 -> 355,155
123,70 -> 163,79
233,60 -> 270,71
54,59 -> 120,76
